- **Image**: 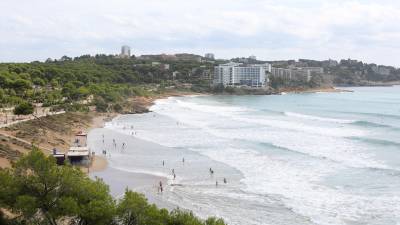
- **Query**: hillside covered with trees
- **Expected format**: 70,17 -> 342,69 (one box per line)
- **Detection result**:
1,55 -> 399,113
0,55 -> 213,113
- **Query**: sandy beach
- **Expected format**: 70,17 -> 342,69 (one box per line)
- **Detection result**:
88,127 -> 176,208
86,109 -> 247,222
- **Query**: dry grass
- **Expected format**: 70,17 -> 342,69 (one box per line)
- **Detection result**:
3,112 -> 94,153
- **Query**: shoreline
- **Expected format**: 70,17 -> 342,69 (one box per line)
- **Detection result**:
0,90 -> 200,170
0,86 -> 353,170
87,90 -> 203,173
85,87 -> 346,173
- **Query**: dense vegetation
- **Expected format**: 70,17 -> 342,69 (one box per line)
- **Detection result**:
0,149 -> 226,225
0,55 -> 213,110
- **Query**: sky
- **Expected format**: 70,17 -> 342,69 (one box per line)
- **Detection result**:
1,0 -> 400,66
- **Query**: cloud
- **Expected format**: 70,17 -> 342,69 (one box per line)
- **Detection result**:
0,0 -> 399,66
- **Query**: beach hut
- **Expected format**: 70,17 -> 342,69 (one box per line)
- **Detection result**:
66,132 -> 91,164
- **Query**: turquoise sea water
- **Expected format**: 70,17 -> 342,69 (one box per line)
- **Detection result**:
102,86 -> 400,225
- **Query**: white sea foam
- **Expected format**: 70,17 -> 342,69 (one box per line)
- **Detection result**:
199,147 -> 400,225
106,93 -> 400,225
284,111 -> 355,124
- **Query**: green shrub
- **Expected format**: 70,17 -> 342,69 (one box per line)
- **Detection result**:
13,102 -> 34,115
94,98 -> 108,112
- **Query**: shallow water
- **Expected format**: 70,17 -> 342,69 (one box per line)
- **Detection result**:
95,86 -> 400,225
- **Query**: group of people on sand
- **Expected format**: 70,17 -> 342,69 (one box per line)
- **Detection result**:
100,135 -> 128,158
100,122 -> 229,195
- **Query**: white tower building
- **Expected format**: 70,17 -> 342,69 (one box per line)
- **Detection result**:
121,45 -> 131,58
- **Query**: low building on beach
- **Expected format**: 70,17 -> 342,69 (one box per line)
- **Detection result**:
66,132 -> 91,164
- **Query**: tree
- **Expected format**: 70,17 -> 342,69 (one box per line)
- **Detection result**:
94,98 -> 108,112
0,148 -> 116,225
11,79 -> 32,95
112,103 -> 123,113
32,77 -> 46,86
116,190 -> 154,225
13,102 -> 34,115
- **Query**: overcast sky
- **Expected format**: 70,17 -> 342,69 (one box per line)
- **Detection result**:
1,0 -> 400,66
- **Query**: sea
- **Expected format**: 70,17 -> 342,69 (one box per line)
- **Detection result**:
93,86 -> 400,225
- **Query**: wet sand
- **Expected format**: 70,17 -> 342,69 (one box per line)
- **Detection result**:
86,113 -> 245,215
87,127 -> 174,207
90,155 -> 108,172
90,166 -> 171,209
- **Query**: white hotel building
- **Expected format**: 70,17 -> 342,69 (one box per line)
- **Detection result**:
214,62 -> 271,88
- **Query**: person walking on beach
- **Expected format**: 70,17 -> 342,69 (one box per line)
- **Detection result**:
223,178 -> 227,184
173,173 -> 176,180
162,160 -> 165,166
209,168 -> 214,176
159,181 -> 163,193
182,157 -> 185,164
121,142 -> 126,151
216,181 -> 218,187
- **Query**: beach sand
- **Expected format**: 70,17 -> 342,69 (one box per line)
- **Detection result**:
91,166 -> 171,208
88,127 -> 172,205
87,115 -> 242,213
89,155 -> 108,172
